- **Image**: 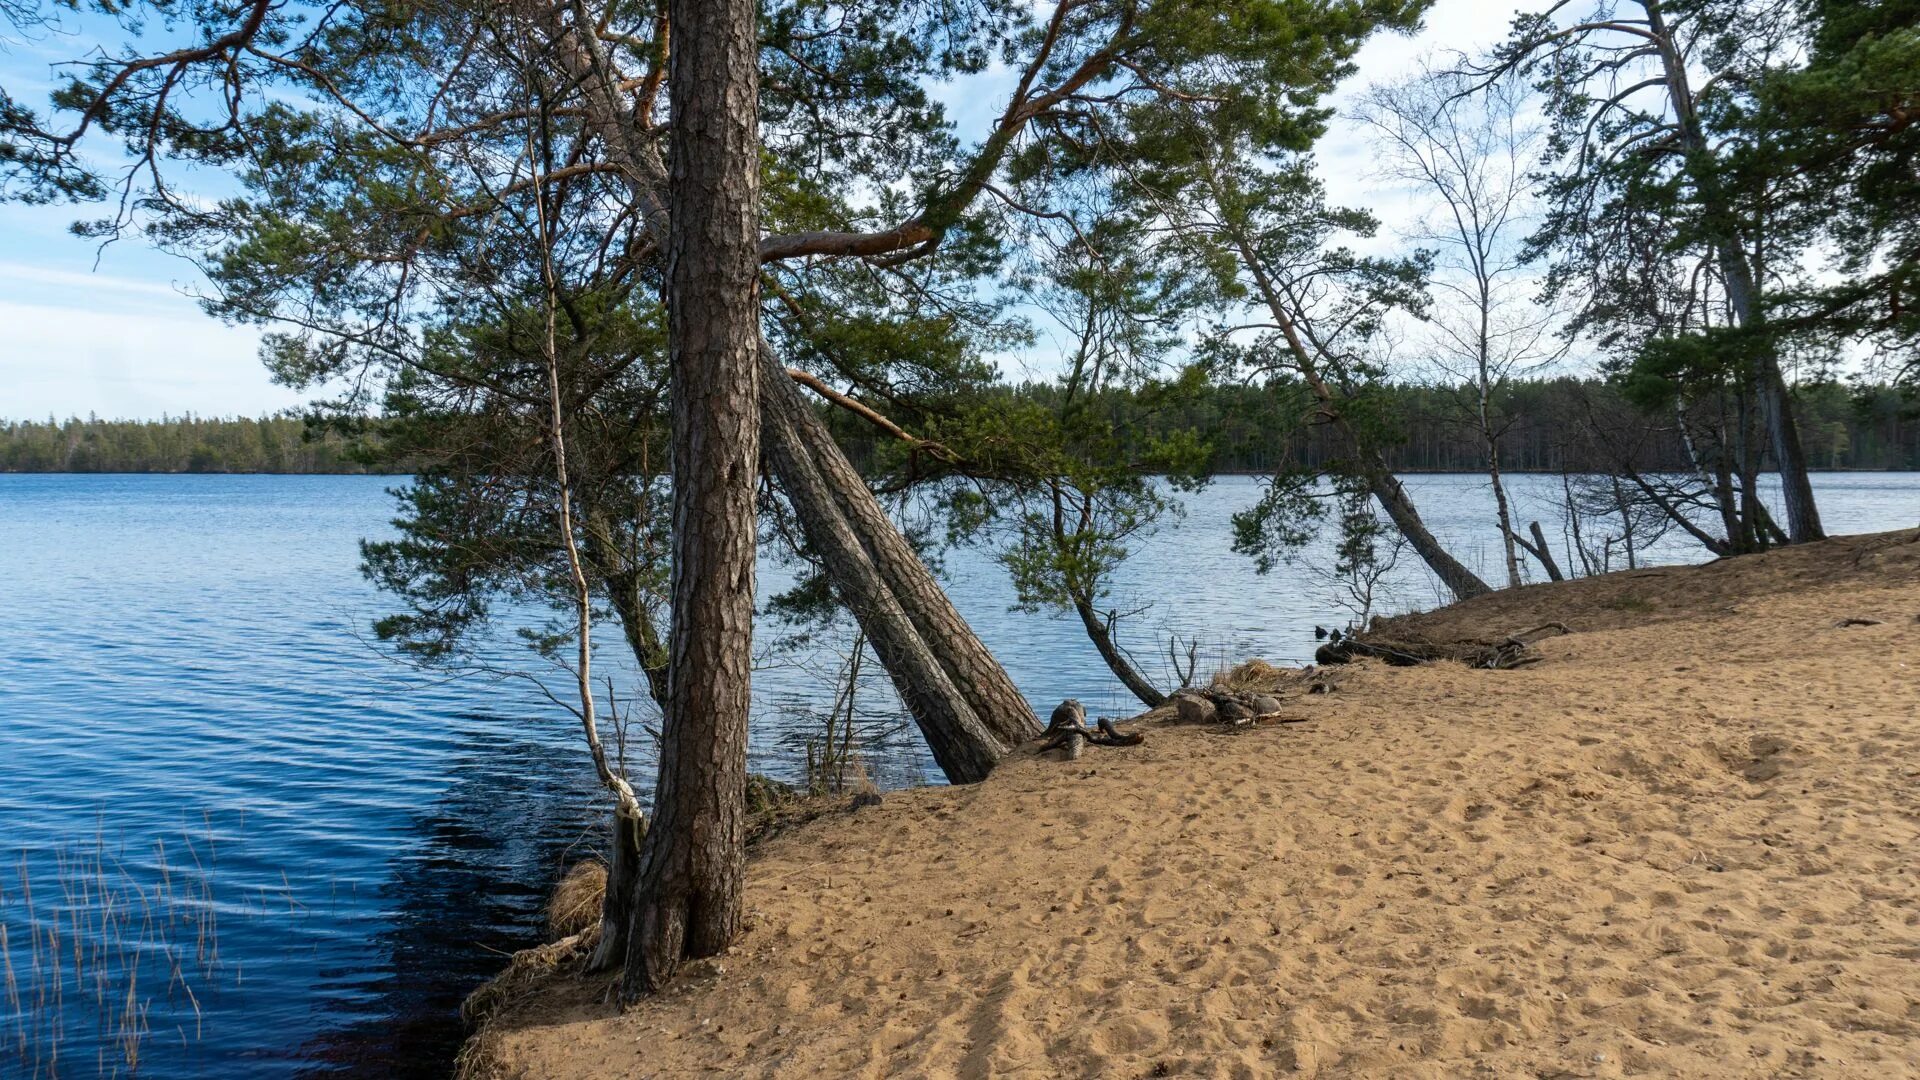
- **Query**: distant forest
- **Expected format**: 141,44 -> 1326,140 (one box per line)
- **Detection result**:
0,414 -> 383,473
846,377 -> 1920,475
6,378 -> 1917,475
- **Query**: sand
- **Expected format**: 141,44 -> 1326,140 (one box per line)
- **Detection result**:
476,529 -> 1920,1079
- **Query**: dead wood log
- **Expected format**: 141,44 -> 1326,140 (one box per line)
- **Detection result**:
1316,623 -> 1573,671
1517,521 -> 1565,582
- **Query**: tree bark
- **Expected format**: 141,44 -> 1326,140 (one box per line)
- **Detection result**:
1071,597 -> 1166,708
589,805 -> 645,970
1754,365 -> 1824,542
579,516 -> 670,709
759,347 -> 1006,782
1480,387 -> 1522,588
1522,521 -> 1564,581
767,356 -> 1041,748
534,2 -> 1037,769
622,0 -> 760,1000
1643,0 -> 1822,544
603,576 -> 669,709
1565,474 -> 1595,576
1367,471 -> 1492,600
1215,214 -> 1491,602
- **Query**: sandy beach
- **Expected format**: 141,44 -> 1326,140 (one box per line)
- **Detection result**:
470,528 -> 1920,1079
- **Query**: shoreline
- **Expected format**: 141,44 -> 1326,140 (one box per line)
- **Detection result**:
463,528 -> 1920,1078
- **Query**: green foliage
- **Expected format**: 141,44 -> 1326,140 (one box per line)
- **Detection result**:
1750,0 -> 1920,382
1621,324 -> 1772,411
1506,0 -> 1915,394
1230,470 -> 1337,574
881,375 -> 1920,476
930,215 -> 1217,622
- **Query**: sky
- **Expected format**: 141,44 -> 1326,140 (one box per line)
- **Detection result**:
0,0 -> 1515,421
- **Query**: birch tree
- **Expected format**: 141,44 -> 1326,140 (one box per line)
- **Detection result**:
1358,65 -> 1564,586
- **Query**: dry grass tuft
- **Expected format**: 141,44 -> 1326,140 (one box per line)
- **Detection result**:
458,865 -> 612,1079
456,778 -> 893,1077
452,1024 -> 509,1080
1211,658 -> 1286,692
545,861 -> 606,941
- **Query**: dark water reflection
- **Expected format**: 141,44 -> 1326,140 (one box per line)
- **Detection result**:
0,472 -> 1913,1078
290,720 -> 601,1078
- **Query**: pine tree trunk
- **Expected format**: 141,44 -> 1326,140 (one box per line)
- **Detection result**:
1645,0 -> 1822,544
584,529 -> 669,709
1220,222 -> 1491,604
621,0 -> 759,1000
1073,597 -> 1166,708
759,348 -> 1005,782
767,356 -> 1041,748
1754,364 -> 1824,542
1368,471 -> 1492,600
536,0 -> 1037,767
1737,421 -> 1771,553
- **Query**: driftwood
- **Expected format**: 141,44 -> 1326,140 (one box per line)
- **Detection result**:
1315,622 -> 1573,670
1038,699 -> 1145,760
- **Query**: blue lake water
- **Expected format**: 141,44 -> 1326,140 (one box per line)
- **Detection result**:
1,471 -> 1914,1078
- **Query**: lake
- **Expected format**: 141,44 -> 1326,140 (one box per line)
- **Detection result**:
1,471 -> 1915,1078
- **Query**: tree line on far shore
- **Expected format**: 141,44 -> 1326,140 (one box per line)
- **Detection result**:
839,377 -> 1920,475
11,376 -> 1912,476
0,414 -> 377,473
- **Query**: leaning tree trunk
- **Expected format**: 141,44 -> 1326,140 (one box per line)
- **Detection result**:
768,350 -> 1041,748
582,520 -> 670,710
1753,363 -> 1824,543
1073,598 -> 1166,708
1368,470 -> 1492,600
537,1 -> 1036,772
1524,521 -> 1564,581
760,352 -> 1005,781
1220,222 -> 1491,604
621,0 -> 760,1000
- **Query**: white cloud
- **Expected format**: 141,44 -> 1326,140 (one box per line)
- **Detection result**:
0,261 -> 191,302
0,298 -> 292,420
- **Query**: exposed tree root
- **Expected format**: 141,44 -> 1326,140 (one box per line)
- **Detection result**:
1038,700 -> 1145,760
456,930 -> 596,1080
